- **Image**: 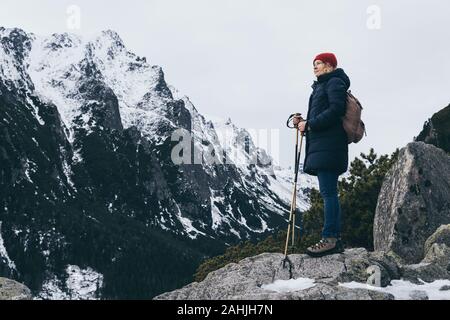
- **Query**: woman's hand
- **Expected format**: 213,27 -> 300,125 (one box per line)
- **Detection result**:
292,115 -> 303,126
292,115 -> 306,132
298,121 -> 307,133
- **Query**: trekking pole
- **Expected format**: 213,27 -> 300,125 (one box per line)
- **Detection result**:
291,130 -> 304,247
284,126 -> 300,258
283,114 -> 305,262
284,131 -> 304,254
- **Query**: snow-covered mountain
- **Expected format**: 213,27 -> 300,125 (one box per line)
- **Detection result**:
0,26 -> 317,299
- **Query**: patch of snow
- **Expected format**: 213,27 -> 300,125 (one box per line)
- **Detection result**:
262,278 -> 316,293
22,159 -> 37,183
339,279 -> 450,300
37,265 -> 103,300
37,276 -> 69,300
60,147 -> 76,191
26,94 -> 45,125
0,221 -> 18,271
65,265 -> 104,300
237,208 -> 268,234
174,202 -> 206,239
259,217 -> 269,233
159,219 -> 169,231
72,148 -> 83,164
86,215 -> 100,224
211,191 -> 226,230
209,189 -> 256,238
31,137 -> 39,147
229,228 -> 241,239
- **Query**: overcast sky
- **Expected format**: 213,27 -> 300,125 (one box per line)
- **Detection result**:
1,0 -> 449,168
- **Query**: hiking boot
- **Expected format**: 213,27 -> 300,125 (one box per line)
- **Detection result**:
306,238 -> 344,258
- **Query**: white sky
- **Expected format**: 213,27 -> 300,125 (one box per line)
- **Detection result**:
1,0 -> 449,167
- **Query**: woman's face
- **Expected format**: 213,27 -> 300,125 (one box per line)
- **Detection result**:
314,60 -> 332,77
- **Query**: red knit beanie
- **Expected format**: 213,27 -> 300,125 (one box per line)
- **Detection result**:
313,52 -> 338,68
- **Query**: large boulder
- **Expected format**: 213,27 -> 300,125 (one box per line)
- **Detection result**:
374,142 -> 450,263
154,249 -> 395,300
424,225 -> 450,256
0,278 -> 32,300
421,225 -> 450,274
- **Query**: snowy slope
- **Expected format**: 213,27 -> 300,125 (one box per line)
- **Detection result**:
26,30 -> 176,144
171,85 -> 317,232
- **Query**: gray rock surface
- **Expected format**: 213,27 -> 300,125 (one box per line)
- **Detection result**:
424,225 -> 450,256
409,290 -> 429,300
154,249 -> 395,300
0,278 -> 32,300
374,142 -> 450,263
401,262 -> 450,284
423,243 -> 450,267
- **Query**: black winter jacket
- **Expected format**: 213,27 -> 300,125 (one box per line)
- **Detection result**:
303,68 -> 350,176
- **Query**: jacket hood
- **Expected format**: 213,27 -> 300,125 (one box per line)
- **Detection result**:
316,68 -> 351,89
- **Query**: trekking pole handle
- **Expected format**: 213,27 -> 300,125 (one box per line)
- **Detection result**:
286,113 -> 306,129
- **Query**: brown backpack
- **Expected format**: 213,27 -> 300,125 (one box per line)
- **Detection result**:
342,90 -> 367,144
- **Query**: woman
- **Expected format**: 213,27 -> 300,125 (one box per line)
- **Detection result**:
293,52 -> 350,257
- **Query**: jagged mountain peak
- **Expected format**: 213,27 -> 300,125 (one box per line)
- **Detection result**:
98,29 -> 125,47
0,26 -> 33,60
169,86 -> 202,123
45,32 -> 83,50
12,29 -> 177,142
0,26 -> 29,39
0,26 -> 35,92
88,29 -> 126,60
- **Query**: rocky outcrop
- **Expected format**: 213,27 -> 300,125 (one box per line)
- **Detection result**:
415,104 -> 450,153
155,139 -> 450,301
424,225 -> 450,257
154,249 -> 397,300
155,244 -> 450,300
373,142 -> 450,263
417,225 -> 450,280
401,227 -> 450,284
0,278 -> 32,300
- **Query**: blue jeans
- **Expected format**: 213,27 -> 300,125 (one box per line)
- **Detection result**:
317,170 -> 342,239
